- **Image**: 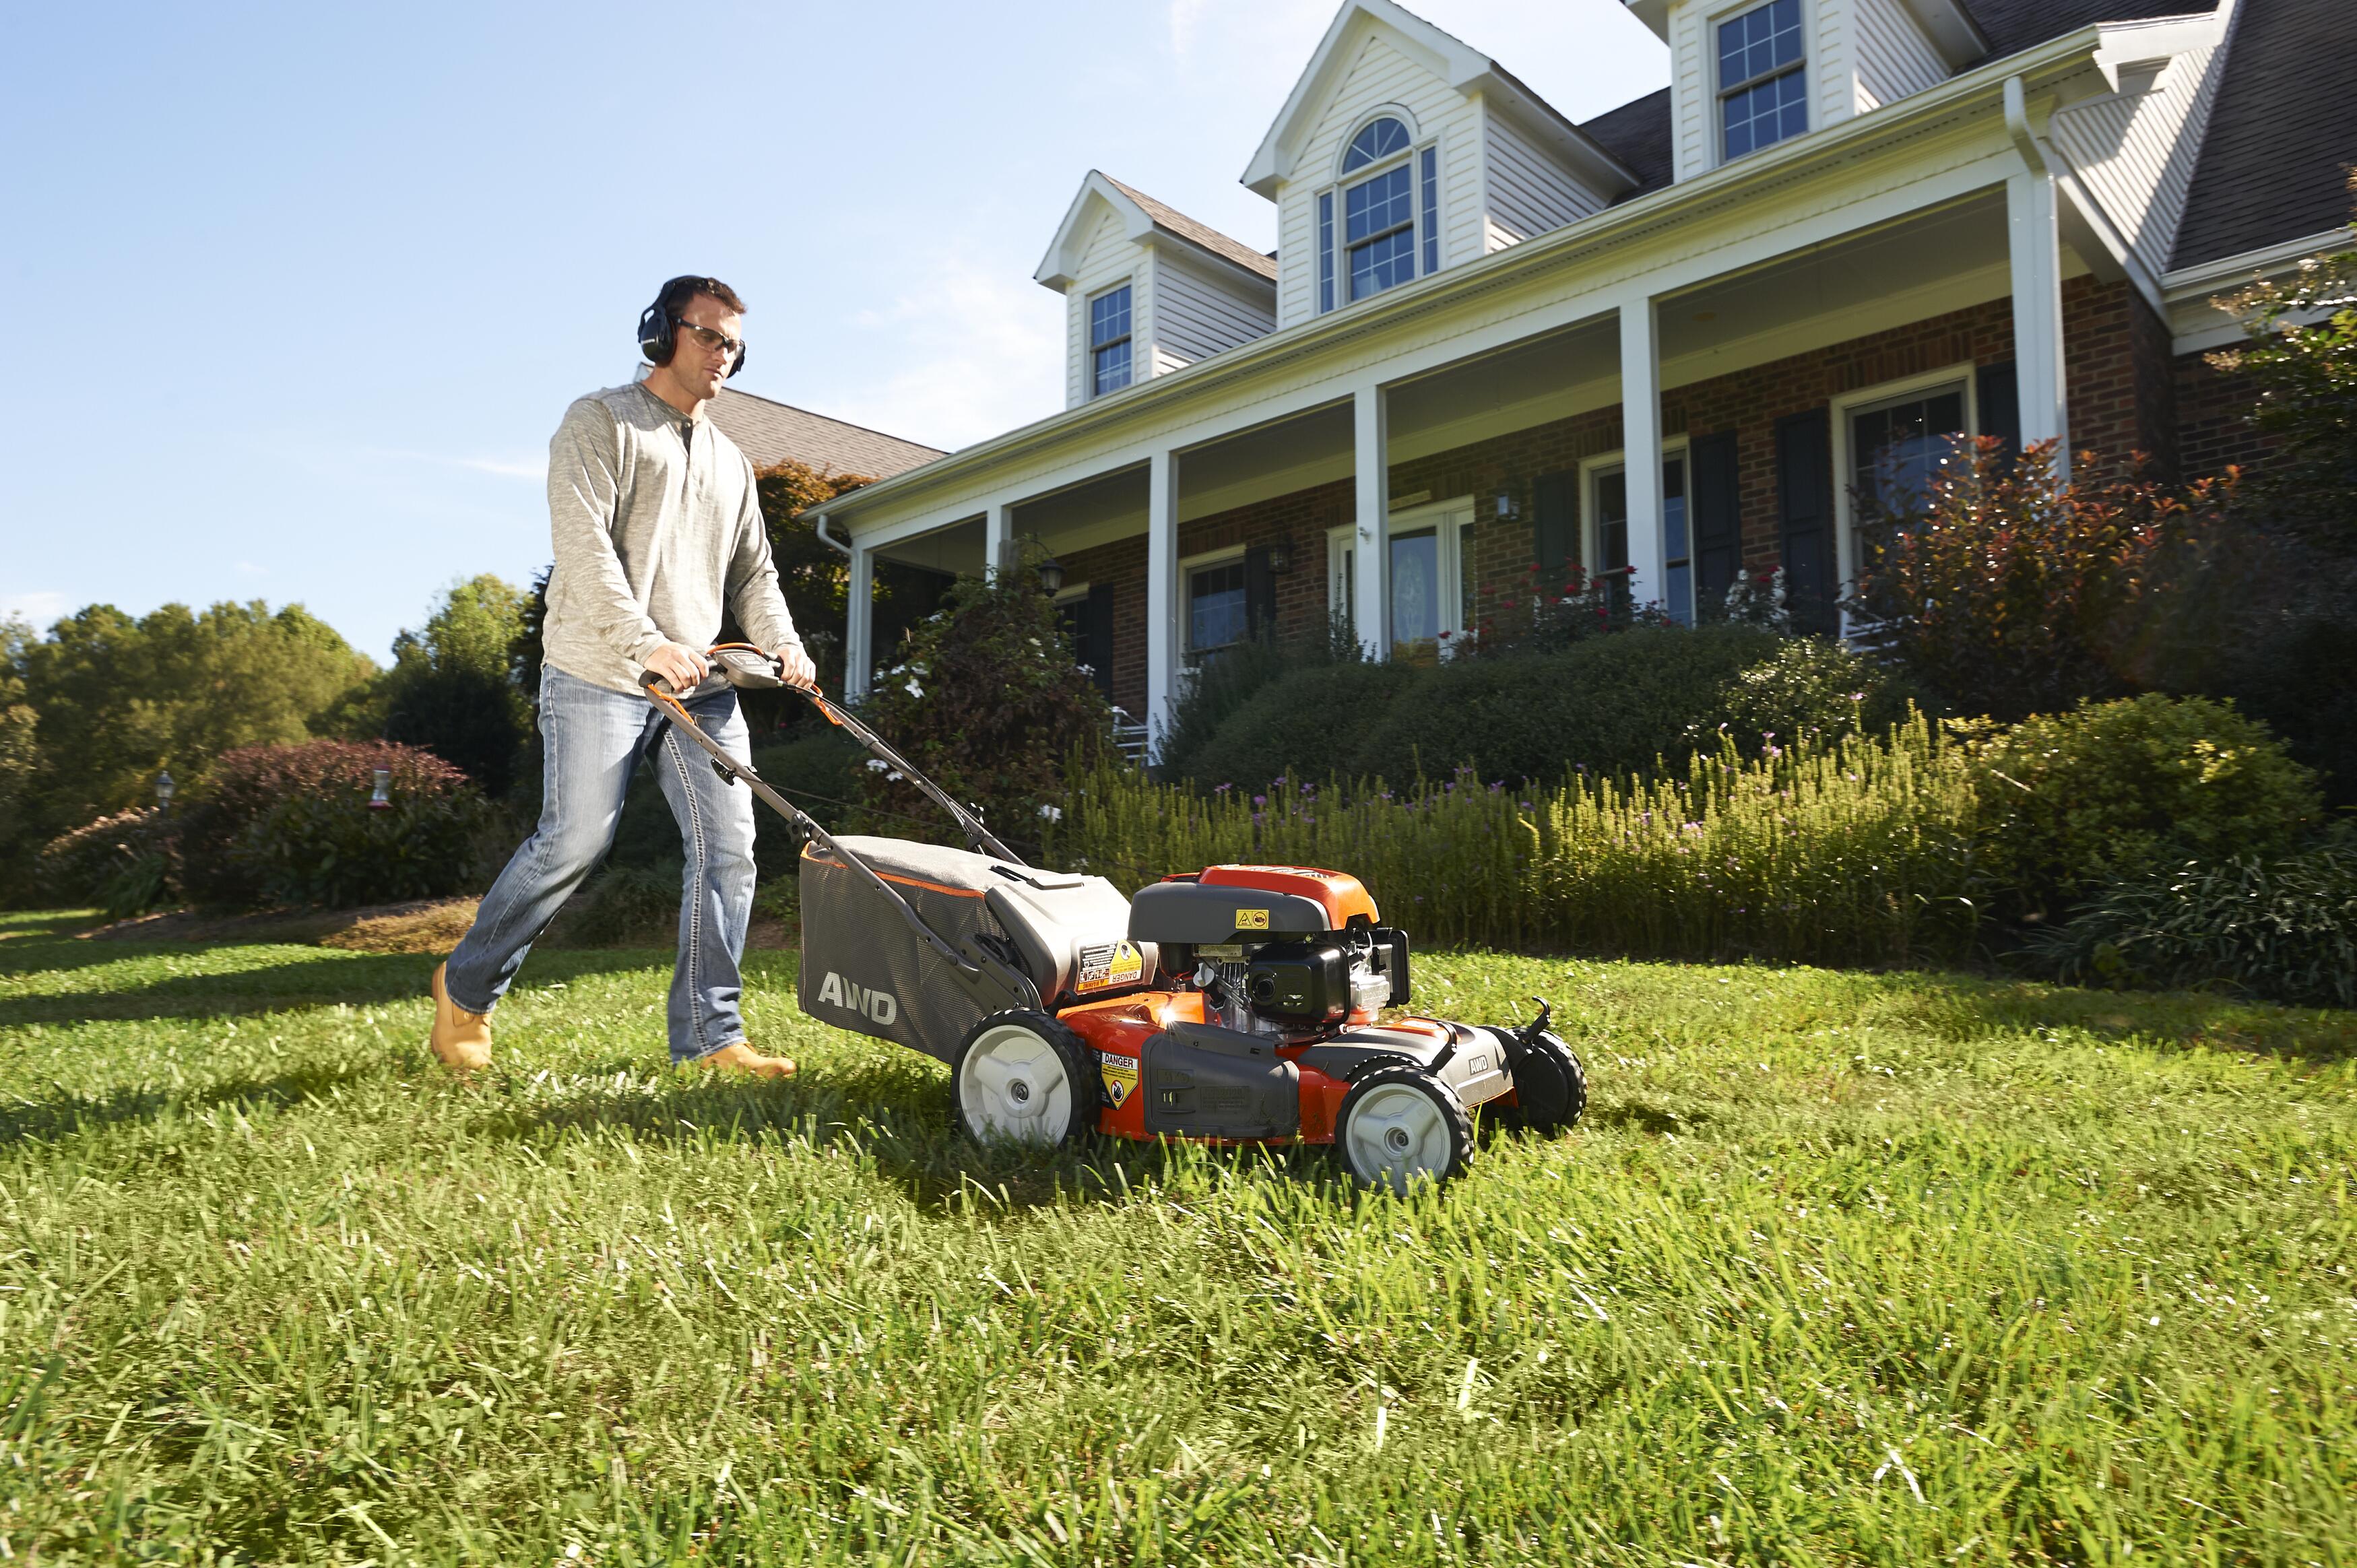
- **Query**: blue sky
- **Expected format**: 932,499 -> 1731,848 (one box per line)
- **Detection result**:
1,0 -> 1668,661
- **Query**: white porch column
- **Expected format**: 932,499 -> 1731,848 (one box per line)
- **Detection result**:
843,538 -> 874,699
1144,448 -> 1180,749
1351,384 -> 1388,659
984,502 -> 1016,577
1618,296 -> 1667,608
2007,168 -> 2070,473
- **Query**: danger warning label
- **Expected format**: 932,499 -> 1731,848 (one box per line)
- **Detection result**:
1098,1051 -> 1138,1108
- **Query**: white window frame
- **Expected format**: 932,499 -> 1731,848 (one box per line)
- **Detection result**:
1710,0 -> 1814,168
1578,440 -> 1693,616
1830,362 -> 1978,599
1086,280 -> 1134,399
1318,108 -> 1440,313
1180,543 -> 1248,665
1325,494 -> 1476,655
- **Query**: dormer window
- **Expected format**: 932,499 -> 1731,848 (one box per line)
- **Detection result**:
1089,284 -> 1132,397
1320,115 -> 1440,313
1718,0 -> 1807,161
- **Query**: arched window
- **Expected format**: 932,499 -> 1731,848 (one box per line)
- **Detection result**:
1341,117 -> 1411,174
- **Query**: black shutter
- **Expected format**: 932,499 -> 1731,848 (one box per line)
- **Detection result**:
1689,430 -> 1741,612
1533,469 -> 1577,573
1244,544 -> 1276,642
1084,582 -> 1115,696
1978,360 -> 2020,465
1776,407 -> 1838,636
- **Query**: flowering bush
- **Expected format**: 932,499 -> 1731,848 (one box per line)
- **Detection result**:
177,740 -> 497,909
1848,438 -> 2235,721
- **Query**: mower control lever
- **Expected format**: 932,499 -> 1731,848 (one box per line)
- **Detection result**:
1515,997 -> 1555,1052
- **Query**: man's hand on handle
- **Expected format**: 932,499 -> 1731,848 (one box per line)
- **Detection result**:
773,642 -> 817,691
644,641 -> 710,693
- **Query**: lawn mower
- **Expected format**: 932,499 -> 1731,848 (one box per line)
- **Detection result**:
643,647 -> 1587,1191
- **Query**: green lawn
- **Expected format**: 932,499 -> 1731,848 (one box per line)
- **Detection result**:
1,909 -> 2350,1565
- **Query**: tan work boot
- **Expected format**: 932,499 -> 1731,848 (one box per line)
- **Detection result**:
698,1042 -> 798,1080
428,962 -> 492,1073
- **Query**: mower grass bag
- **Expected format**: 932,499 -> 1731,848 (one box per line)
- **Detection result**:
798,835 -> 1146,1063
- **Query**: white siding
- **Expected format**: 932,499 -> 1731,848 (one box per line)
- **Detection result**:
2049,43 -> 2226,279
1273,28 -> 1481,327
1064,206 -> 1140,410
1149,251 -> 1275,374
1852,0 -> 1947,111
1483,108 -> 1607,251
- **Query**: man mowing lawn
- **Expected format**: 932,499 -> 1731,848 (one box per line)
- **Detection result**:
428,275 -> 816,1079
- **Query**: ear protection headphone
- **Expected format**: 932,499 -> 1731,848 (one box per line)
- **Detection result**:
637,276 -> 746,379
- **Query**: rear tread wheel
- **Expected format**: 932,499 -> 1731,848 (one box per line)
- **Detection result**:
950,1010 -> 1097,1148
1335,1065 -> 1473,1194
1502,1031 -> 1588,1134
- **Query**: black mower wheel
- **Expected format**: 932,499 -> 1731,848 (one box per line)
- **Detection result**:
1499,1028 -> 1588,1134
949,1010 -> 1097,1148
1334,1066 -> 1474,1194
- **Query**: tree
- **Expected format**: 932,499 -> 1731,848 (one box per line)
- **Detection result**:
855,542 -> 1113,848
748,459 -> 874,698
374,575 -> 531,799
9,599 -> 377,846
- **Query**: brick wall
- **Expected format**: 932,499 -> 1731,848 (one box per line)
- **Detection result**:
2176,350 -> 2271,479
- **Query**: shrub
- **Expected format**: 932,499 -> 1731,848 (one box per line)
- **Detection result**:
1158,634 -> 1330,785
1175,661 -> 1421,793
551,865 -> 681,947
178,740 -> 494,909
1050,715 -> 1980,966
1696,635 -> 1926,754
36,807 -> 174,917
855,543 -> 1113,847
1346,624 -> 1781,787
2026,838 -> 2357,1010
1849,438 -> 2235,721
1972,694 -> 2322,921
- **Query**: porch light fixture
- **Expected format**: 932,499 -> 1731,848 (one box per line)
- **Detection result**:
1493,492 -> 1520,521
369,768 -> 393,810
1037,556 -> 1066,595
1268,540 -> 1294,573
154,771 -> 174,811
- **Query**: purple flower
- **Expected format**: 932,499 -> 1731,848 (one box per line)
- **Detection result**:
1253,795 -> 1266,808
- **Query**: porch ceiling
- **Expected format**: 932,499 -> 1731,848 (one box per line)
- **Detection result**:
873,516 -> 986,575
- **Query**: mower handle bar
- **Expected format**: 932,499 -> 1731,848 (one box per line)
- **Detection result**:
637,649 -> 1041,1020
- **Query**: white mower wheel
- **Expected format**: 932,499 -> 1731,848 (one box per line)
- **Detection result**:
1334,1065 -> 1473,1194
950,1010 -> 1096,1148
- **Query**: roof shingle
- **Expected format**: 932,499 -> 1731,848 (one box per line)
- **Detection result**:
2170,0 -> 2357,269
1099,174 -> 1279,282
707,388 -> 946,480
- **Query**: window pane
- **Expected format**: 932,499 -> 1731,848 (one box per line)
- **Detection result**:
1189,561 -> 1248,652
1343,117 -> 1410,174
1595,469 -> 1629,573
1719,0 -> 1802,87
1093,339 -> 1130,397
1420,146 -> 1439,275
1349,226 -> 1417,300
1853,386 -> 1966,515
1664,473 -> 1688,560
1345,164 -> 1413,244
1318,192 -> 1335,313
1666,562 -> 1693,626
1723,65 -> 1805,159
1089,286 -> 1130,350
1389,527 -> 1440,654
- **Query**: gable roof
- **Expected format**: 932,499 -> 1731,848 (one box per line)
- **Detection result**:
1577,88 -> 1675,199
1962,0 -> 2218,61
707,387 -> 945,480
1241,0 -> 1638,200
2170,0 -> 2357,269
1035,170 -> 1277,292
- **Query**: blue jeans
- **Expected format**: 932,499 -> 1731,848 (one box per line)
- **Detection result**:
445,664 -> 760,1062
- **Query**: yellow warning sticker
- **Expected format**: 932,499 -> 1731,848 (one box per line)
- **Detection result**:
1099,1052 -> 1138,1108
1076,940 -> 1146,992
1236,908 -> 1270,931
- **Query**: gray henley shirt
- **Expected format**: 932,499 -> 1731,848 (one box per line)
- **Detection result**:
540,381 -> 798,695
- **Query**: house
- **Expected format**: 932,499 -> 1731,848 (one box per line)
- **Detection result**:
810,0 -> 2356,738
703,385 -> 945,483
